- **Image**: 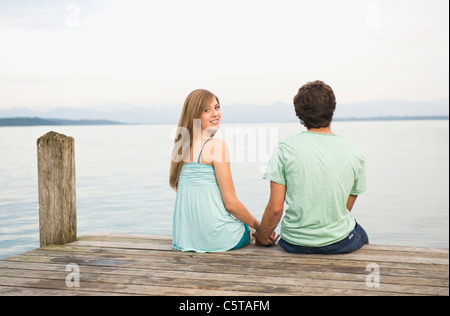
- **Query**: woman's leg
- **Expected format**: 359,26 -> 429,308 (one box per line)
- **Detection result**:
231,224 -> 251,250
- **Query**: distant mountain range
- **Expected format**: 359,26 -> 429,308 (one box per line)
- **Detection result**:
0,117 -> 122,127
0,99 -> 448,125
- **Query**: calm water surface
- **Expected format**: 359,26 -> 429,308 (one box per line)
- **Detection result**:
0,120 -> 448,258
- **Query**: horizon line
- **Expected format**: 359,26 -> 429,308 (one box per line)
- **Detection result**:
1,115 -> 448,127
0,97 -> 449,112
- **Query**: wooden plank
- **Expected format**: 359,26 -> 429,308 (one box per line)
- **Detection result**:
2,250 -> 448,295
0,285 -> 129,296
17,244 -> 450,278
0,259 -> 447,296
80,233 -> 450,255
7,240 -> 450,282
76,234 -> 450,257
78,233 -> 450,254
0,275 -> 272,296
0,234 -> 448,296
69,238 -> 449,266
0,272 -> 415,296
2,259 -> 445,288
2,254 -> 447,289
7,247 -> 447,282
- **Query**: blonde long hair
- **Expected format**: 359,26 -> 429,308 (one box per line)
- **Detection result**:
169,89 -> 220,190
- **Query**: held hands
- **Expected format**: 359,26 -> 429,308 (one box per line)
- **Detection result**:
253,230 -> 280,247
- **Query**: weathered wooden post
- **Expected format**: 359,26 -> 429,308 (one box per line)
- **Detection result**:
37,131 -> 77,247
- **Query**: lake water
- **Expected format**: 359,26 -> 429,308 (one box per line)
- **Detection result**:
0,120 -> 449,258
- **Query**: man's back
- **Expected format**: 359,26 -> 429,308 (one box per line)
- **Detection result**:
264,131 -> 366,247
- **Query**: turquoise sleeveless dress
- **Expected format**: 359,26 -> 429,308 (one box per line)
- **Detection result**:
172,138 -> 247,252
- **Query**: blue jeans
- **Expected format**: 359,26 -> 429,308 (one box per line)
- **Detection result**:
278,222 -> 369,255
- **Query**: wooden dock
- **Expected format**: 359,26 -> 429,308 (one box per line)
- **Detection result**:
0,233 -> 448,296
2,132 -> 448,297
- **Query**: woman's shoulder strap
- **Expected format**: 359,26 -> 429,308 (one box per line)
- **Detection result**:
196,137 -> 213,163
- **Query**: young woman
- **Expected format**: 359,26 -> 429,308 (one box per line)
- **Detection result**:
169,89 -> 263,252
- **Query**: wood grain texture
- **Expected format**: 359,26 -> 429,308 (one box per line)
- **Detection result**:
37,131 -> 76,247
0,234 -> 448,296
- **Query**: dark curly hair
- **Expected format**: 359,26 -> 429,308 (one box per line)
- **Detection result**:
293,81 -> 336,129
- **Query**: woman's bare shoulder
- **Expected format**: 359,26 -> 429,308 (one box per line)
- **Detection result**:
203,137 -> 230,163
207,137 -> 227,146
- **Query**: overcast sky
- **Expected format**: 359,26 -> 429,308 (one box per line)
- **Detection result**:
0,0 -> 448,110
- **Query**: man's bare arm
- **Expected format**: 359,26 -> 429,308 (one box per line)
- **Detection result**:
254,181 -> 285,245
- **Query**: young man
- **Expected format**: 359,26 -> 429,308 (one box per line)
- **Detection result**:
254,80 -> 369,254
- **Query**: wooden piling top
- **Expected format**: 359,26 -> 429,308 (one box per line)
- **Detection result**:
0,234 -> 448,296
37,131 -> 76,248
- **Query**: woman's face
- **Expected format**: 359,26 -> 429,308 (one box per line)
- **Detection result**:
200,98 -> 221,134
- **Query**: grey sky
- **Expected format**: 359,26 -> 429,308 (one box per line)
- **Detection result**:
0,0 -> 448,110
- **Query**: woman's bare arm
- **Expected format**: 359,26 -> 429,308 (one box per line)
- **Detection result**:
204,139 -> 260,230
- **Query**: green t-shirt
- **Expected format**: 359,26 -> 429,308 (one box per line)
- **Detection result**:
264,131 -> 366,247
